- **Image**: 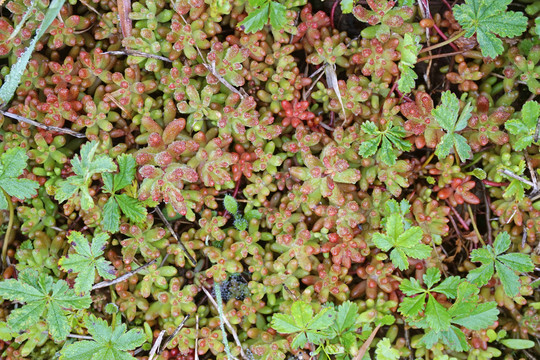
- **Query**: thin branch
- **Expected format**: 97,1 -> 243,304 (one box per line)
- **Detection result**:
353,324 -> 381,360
103,49 -> 172,63
499,169 -> 536,189
148,330 -> 166,360
155,207 -> 197,267
0,110 -> 86,138
92,258 -> 157,290
67,334 -> 94,340
200,286 -> 246,360
159,315 -> 190,354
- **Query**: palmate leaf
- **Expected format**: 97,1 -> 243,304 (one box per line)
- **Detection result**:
453,0 -> 528,59
505,100 -> 540,151
59,314 -> 146,360
0,148 -> 39,210
467,231 -> 534,297
359,121 -> 411,166
55,141 -> 116,211
373,212 -> 430,270
102,154 -> 146,233
432,91 -> 473,161
271,301 -> 335,349
397,34 -> 421,93
59,232 -> 116,294
0,269 -> 91,341
239,0 -> 286,33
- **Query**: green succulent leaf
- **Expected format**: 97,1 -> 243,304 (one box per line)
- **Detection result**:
467,231 -> 534,297
340,0 -> 354,14
0,268 -> 91,341
500,339 -> 535,350
453,0 -> 528,58
58,232 -> 116,294
59,314 -> 146,360
223,194 -> 239,214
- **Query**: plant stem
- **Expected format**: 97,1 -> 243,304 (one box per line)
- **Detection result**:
419,31 -> 465,54
467,205 -> 486,247
1,188 -> 15,269
417,50 -> 465,63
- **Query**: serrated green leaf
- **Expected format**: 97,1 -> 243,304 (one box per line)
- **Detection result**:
492,231 -> 509,254
435,134 -> 454,159
399,278 -> 424,296
0,147 -> 30,178
308,307 -> 335,331
56,141 -> 116,210
268,1 -> 286,30
291,301 -> 313,329
373,233 -> 393,252
426,295 -> 451,331
466,263 -> 494,287
334,301 -> 359,332
454,133 -> 473,161
452,302 -> 499,330
441,326 -> 470,352
375,337 -> 399,360
290,332 -> 308,349
453,0 -> 527,58
358,137 -> 380,158
114,154 -> 136,191
399,294 -> 426,317
116,194 -> 147,224
59,232 -> 115,294
390,248 -> 410,270
433,91 -> 459,131
495,261 -> 521,297
59,314 -> 145,360
498,253 -> 534,272
271,313 -> 303,334
0,148 -> 39,209
432,276 -> 461,299
239,2 -> 270,33
0,269 -> 91,342
102,198 -> 121,233
423,268 -> 441,289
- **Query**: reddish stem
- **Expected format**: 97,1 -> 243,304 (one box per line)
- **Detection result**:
232,176 -> 242,198
441,0 -> 453,11
482,180 -> 509,187
420,0 -> 459,52
446,200 -> 470,231
330,1 -> 340,29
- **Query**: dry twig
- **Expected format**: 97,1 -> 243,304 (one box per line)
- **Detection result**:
92,258 -> 157,290
155,207 -> 197,267
0,110 -> 86,138
200,286 -> 246,360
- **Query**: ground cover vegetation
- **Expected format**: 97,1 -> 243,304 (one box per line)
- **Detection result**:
0,0 -> 538,359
